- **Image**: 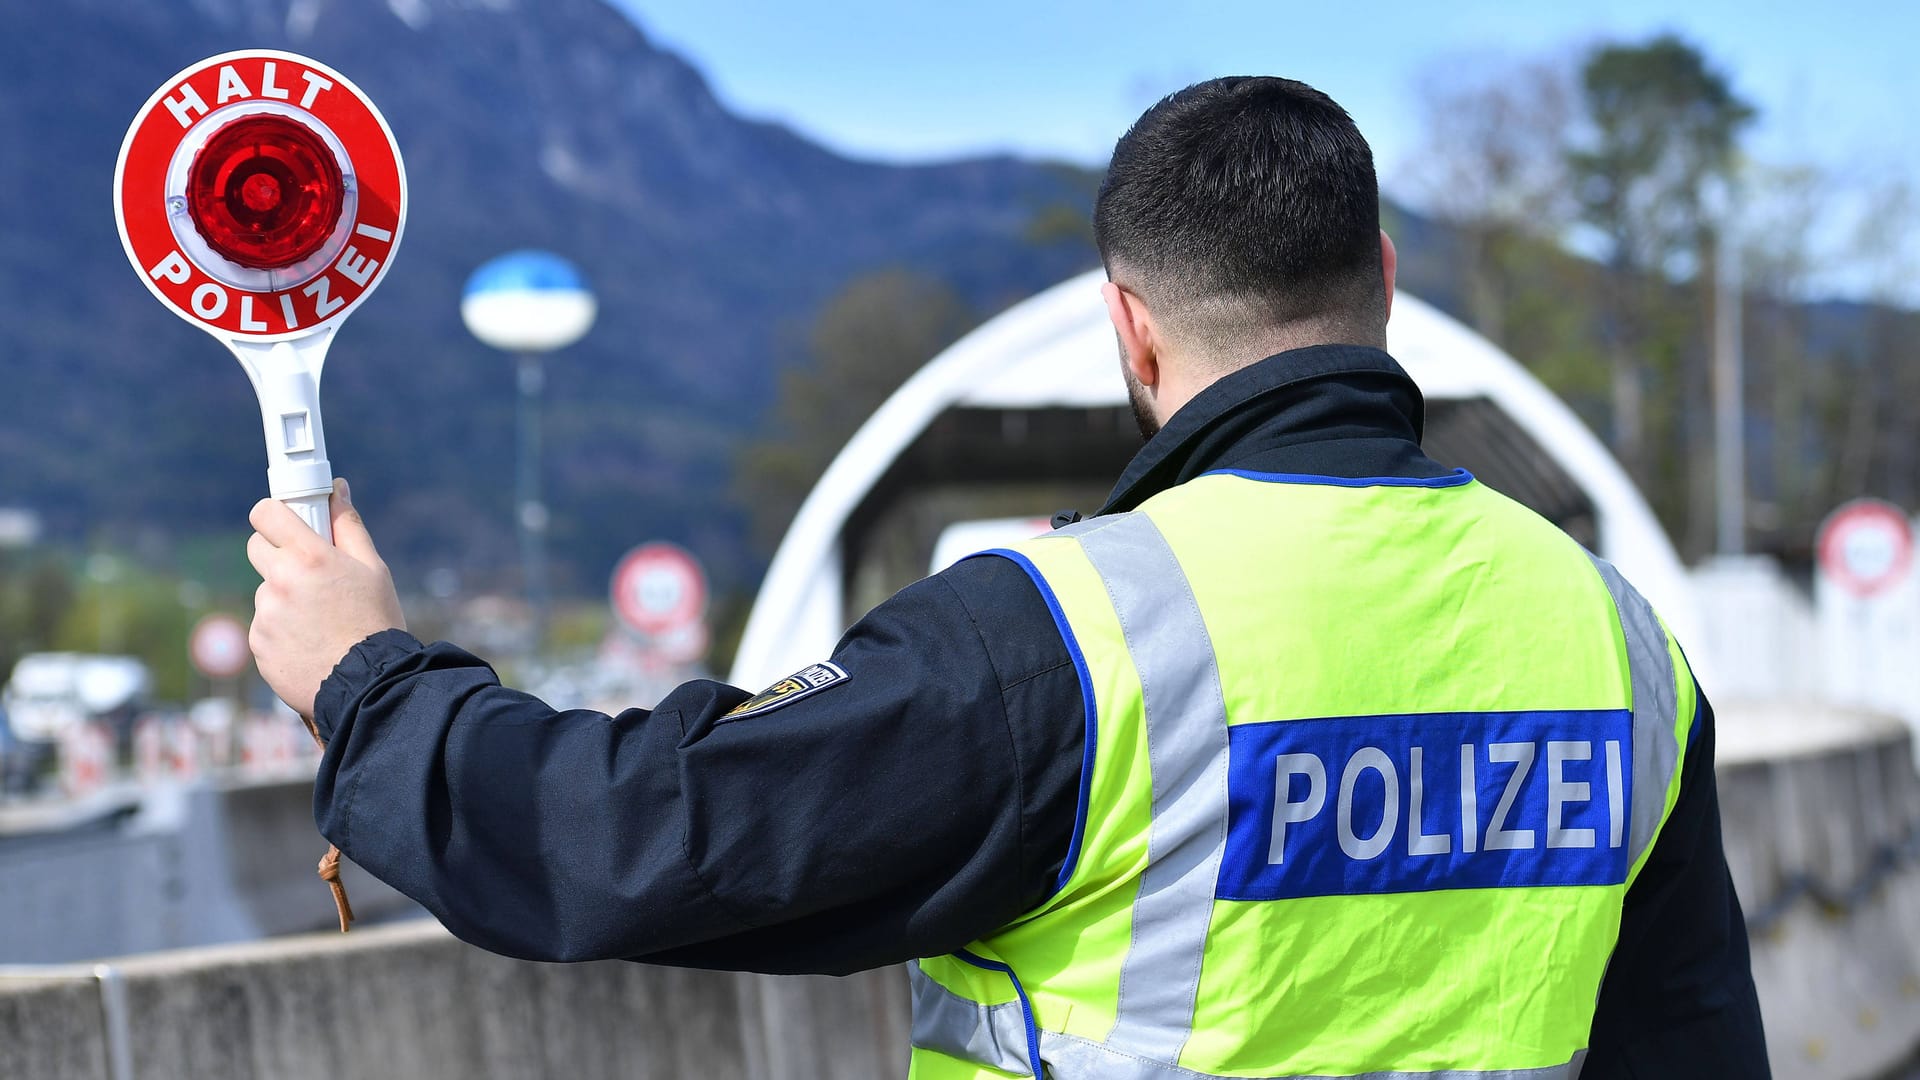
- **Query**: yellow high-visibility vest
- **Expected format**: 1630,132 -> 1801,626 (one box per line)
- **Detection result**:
910,468 -> 1695,1079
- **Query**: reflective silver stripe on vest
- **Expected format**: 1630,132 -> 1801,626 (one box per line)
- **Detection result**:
908,961 -> 1034,1077
1583,554 -> 1681,866
1072,514 -> 1231,1064
1041,1030 -> 1587,1080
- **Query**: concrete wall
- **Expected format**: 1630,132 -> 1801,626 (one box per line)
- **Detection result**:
0,973 -> 110,1080
1692,556 -> 1822,701
1721,706 -> 1920,1079
1,922 -> 908,1080
1690,551 -> 1920,755
0,779 -> 416,964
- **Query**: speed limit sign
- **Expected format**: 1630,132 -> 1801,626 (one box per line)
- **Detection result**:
1817,498 -> 1913,599
190,612 -> 251,679
610,542 -> 708,637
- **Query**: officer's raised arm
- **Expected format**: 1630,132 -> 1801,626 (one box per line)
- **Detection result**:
278,538 -> 1082,969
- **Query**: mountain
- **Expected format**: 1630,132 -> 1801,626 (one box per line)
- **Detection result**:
0,0 -> 1099,592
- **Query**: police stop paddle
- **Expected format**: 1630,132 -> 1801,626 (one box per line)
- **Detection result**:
114,51 -> 407,932
114,50 -> 407,543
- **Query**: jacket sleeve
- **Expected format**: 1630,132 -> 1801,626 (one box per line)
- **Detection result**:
309,555 -> 1084,975
1584,684 -> 1771,1077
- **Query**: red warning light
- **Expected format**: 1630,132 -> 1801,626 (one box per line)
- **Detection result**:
186,115 -> 345,269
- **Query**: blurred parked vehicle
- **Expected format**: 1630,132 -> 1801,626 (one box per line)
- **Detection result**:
0,704 -> 23,796
1,653 -> 152,792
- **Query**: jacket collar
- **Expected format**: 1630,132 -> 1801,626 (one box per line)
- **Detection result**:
1094,344 -> 1430,516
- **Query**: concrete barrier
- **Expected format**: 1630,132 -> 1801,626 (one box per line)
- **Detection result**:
0,921 -> 907,1080
0,778 -> 416,964
0,972 -> 110,1080
1721,703 -> 1920,1079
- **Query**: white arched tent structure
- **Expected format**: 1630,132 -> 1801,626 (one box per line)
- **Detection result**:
731,269 -> 1699,690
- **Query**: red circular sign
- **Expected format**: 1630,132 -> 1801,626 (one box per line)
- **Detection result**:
190,613 -> 251,679
1817,498 -> 1913,599
115,51 -> 406,342
651,622 -> 711,666
610,543 -> 709,636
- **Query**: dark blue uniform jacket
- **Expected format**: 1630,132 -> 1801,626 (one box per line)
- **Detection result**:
313,345 -> 1768,1077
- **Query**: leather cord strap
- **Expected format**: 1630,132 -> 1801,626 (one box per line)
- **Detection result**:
298,712 -> 354,932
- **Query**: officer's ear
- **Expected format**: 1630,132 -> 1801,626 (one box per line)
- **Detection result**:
1102,280 -> 1160,391
1380,229 -> 1398,325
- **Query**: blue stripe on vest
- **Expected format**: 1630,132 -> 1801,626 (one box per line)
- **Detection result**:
1218,711 -> 1634,901
976,548 -> 1099,897
1200,466 -> 1476,489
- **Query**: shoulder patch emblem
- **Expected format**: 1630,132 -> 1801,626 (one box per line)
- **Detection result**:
723,662 -> 849,721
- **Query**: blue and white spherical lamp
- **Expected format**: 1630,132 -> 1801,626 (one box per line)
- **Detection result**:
461,251 -> 597,654
460,250 -> 597,353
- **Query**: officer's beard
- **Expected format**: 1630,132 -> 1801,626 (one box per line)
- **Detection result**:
1120,351 -> 1160,443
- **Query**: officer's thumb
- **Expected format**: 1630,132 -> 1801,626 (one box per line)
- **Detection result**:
328,478 -> 383,568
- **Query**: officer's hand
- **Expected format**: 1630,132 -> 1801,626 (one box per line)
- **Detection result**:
247,478 -> 406,720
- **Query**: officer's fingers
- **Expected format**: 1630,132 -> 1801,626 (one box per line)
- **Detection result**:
250,497 -> 327,558
249,584 -> 273,653
247,498 -> 285,544
245,532 -> 287,580
328,479 -> 385,569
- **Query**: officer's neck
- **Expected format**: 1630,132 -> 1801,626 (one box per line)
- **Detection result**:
1153,324 -> 1389,431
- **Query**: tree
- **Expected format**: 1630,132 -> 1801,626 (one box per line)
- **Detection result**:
734,270 -> 978,555
1405,37 -> 1920,560
1568,34 -> 1755,503
0,549 -> 74,682
51,556 -> 200,703
1404,55 -> 1578,343
1838,177 -> 1920,509
1400,55 -> 1610,430
1737,161 -> 1829,546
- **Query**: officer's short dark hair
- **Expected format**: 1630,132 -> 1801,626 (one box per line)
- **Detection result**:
1094,76 -> 1384,351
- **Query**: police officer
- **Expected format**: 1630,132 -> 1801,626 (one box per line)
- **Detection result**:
247,76 -> 1768,1077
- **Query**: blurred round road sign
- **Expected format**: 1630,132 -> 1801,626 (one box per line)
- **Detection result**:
462,251 -> 597,353
651,621 -> 710,666
1817,498 -> 1913,599
115,50 -> 406,342
611,543 -> 707,637
191,613 -> 251,679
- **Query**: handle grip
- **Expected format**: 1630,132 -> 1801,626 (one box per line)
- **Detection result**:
234,339 -> 336,549
285,490 -> 335,545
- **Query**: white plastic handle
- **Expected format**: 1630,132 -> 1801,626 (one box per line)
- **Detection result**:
227,333 -> 337,546
285,491 -> 335,545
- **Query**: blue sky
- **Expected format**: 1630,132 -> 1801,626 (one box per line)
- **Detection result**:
611,0 -> 1920,215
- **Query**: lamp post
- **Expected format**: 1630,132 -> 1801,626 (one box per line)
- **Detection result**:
460,252 -> 597,651
1712,229 -> 1746,557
